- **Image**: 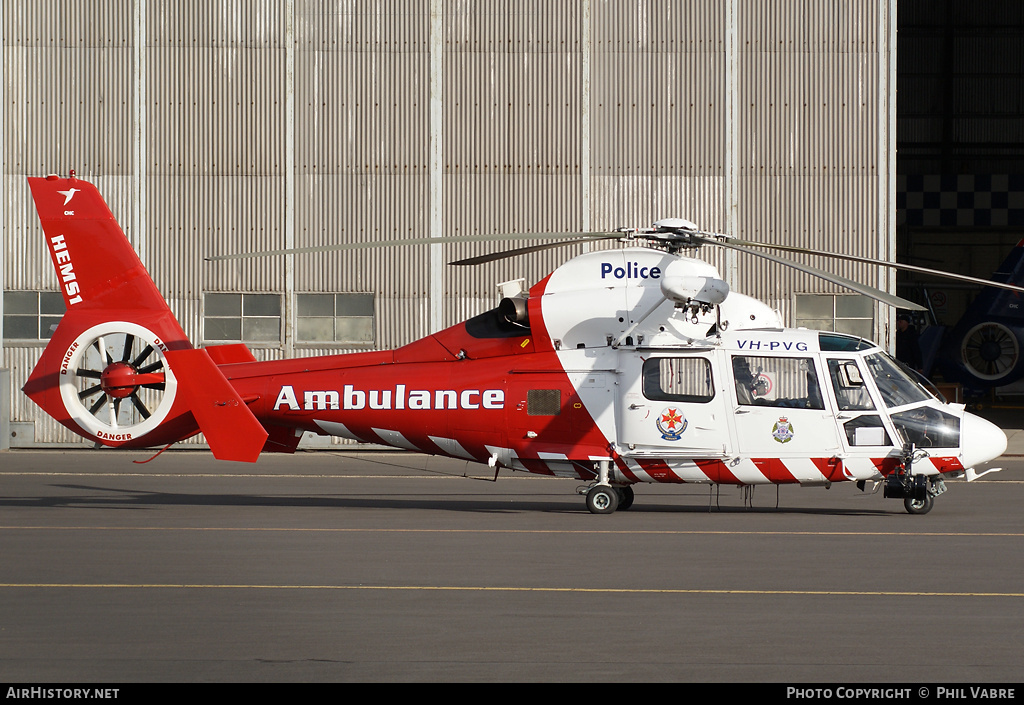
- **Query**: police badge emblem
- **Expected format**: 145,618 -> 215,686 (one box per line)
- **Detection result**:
772,416 -> 794,443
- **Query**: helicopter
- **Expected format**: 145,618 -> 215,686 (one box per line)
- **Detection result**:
918,240 -> 1024,395
20,174 -> 1019,515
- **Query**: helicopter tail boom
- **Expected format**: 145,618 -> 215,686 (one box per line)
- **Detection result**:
22,175 -> 269,461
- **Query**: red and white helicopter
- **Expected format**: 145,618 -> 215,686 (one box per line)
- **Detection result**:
22,174 -> 1018,514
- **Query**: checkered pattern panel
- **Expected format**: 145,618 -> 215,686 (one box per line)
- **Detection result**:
897,175 -> 1024,227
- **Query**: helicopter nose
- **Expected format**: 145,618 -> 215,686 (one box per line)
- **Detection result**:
961,412 -> 1008,468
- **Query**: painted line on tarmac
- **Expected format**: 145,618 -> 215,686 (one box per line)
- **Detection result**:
2,526 -> 1023,538
2,583 -> 1024,598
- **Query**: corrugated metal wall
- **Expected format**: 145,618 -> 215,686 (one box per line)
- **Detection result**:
734,0 -> 889,320
2,0 -> 895,445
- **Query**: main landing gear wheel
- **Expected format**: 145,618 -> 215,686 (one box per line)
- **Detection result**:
586,485 -> 619,514
904,494 -> 934,515
59,322 -> 178,443
615,485 -> 635,511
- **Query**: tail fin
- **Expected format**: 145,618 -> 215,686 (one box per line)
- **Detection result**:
23,174 -> 267,461
959,239 -> 1024,323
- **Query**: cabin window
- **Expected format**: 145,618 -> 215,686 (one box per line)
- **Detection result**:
204,293 -> 282,344
732,355 -> 824,409
2,291 -> 65,341
527,389 -> 561,416
642,358 -> 714,403
297,293 -> 375,344
827,359 -> 876,411
795,294 -> 873,339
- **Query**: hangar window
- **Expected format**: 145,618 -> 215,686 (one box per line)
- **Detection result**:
204,293 -> 282,344
297,293 -> 374,344
3,291 -> 65,341
795,294 -> 873,339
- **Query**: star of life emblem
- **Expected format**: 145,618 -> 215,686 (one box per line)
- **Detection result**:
772,416 -> 794,443
656,407 -> 687,441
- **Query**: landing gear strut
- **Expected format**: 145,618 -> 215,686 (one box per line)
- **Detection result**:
883,442 -> 946,515
580,460 -> 634,514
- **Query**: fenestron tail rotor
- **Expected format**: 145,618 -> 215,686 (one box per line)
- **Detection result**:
59,323 -> 178,441
73,332 -> 167,428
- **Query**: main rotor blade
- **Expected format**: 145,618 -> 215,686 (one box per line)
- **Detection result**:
206,232 -> 619,262
695,235 -> 926,311
449,236 -> 615,266
717,235 -> 1024,295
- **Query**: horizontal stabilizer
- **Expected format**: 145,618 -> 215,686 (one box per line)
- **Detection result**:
204,343 -> 258,365
164,348 -> 268,462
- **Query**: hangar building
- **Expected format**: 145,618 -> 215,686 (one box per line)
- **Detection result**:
1,1 -> 1017,446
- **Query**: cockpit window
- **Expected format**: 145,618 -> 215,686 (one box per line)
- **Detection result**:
732,355 -> 824,409
890,407 -> 960,448
818,333 -> 875,352
643,358 -> 714,403
864,352 -> 930,408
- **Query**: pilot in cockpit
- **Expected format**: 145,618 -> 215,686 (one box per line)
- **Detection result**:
732,357 -> 756,405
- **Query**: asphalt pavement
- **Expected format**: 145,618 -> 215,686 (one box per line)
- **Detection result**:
0,399 -> 1022,681
3,450 -> 1024,682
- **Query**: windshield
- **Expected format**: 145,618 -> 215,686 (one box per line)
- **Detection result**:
864,352 -> 931,408
890,407 -> 960,448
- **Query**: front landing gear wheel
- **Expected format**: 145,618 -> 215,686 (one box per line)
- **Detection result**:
586,485 -> 619,514
615,485 -> 634,511
904,494 -> 934,515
